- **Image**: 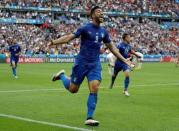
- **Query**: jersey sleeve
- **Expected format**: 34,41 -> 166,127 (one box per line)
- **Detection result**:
73,26 -> 85,38
103,30 -> 111,44
116,43 -> 121,50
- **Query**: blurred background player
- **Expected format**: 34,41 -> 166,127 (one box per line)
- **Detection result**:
48,6 -> 134,126
8,38 -> 21,78
134,52 -> 144,70
109,33 -> 141,96
106,50 -> 116,75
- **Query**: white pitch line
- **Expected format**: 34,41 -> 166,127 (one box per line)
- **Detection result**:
0,113 -> 92,131
0,83 -> 178,93
0,88 -> 62,93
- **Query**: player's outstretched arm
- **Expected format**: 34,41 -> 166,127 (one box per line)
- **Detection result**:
48,34 -> 76,47
105,43 -> 134,68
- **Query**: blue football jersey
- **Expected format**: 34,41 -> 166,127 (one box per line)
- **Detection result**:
9,43 -> 21,58
116,42 -> 132,61
114,42 -> 132,71
73,22 -> 111,62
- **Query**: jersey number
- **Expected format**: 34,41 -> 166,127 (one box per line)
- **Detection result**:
95,34 -> 99,43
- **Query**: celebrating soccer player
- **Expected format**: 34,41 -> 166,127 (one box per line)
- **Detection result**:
47,6 -> 134,126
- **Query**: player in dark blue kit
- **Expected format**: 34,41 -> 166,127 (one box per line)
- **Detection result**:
48,6 -> 134,126
109,34 -> 140,96
8,39 -> 21,78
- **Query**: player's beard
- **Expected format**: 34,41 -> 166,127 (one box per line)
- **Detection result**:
96,16 -> 104,24
99,17 -> 104,23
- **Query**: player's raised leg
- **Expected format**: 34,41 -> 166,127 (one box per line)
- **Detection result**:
52,59 -> 89,93
52,69 -> 80,93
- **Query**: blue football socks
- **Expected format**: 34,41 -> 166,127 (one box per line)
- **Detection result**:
12,67 -> 16,76
124,76 -> 130,91
87,93 -> 97,119
60,73 -> 70,90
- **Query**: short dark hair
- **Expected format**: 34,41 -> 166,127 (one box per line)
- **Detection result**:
122,33 -> 129,40
90,6 -> 101,18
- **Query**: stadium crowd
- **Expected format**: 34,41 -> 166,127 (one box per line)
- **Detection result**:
0,15 -> 178,56
0,0 -> 178,56
0,22 -> 81,55
0,0 -> 179,17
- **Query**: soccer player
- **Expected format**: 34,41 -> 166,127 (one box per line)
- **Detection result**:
47,6 -> 134,126
106,50 -> 116,75
8,38 -> 21,78
109,33 -> 140,96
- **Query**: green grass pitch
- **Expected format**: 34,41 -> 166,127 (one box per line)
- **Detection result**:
0,63 -> 179,131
